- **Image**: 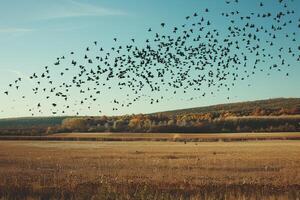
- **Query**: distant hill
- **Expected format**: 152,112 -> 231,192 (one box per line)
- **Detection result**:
0,117 -> 69,128
0,98 -> 299,127
0,98 -> 300,135
0,117 -> 68,135
155,98 -> 300,116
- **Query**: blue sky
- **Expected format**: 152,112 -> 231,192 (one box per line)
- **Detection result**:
0,0 -> 299,118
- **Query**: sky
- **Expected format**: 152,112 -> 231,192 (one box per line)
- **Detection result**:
0,0 -> 299,118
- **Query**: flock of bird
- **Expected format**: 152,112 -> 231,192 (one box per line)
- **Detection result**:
2,0 -> 300,116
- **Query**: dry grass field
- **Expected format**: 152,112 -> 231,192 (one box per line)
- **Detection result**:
1,132 -> 300,142
48,132 -> 300,141
0,140 -> 299,199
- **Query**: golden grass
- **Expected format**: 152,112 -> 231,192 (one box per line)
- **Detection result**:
0,140 -> 299,199
1,132 -> 298,142
48,132 -> 300,138
47,132 -> 300,142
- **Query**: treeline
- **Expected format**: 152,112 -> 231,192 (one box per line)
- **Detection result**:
53,106 -> 300,134
1,105 -> 300,136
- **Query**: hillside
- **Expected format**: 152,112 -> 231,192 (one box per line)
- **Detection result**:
0,117 -> 68,129
0,98 -> 300,135
156,98 -> 300,116
0,117 -> 69,136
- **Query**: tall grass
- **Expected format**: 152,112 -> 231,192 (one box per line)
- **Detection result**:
0,141 -> 299,199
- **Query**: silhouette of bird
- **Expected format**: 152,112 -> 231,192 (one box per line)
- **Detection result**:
3,0 -> 298,116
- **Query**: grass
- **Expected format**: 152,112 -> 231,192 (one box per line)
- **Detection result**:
0,140 -> 299,199
0,132 -> 299,142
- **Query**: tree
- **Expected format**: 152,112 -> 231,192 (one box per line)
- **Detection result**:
128,118 -> 141,131
113,119 -> 127,131
62,118 -> 87,131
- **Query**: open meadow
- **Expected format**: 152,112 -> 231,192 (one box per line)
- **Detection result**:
1,0 -> 300,199
0,139 -> 299,199
1,132 -> 300,142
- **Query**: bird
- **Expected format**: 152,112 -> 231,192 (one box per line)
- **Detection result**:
4,0 -> 298,116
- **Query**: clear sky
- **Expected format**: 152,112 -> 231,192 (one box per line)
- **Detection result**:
0,0 -> 299,118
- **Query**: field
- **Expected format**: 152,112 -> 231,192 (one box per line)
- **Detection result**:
47,132 -> 300,141
0,132 -> 300,142
0,139 -> 299,199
